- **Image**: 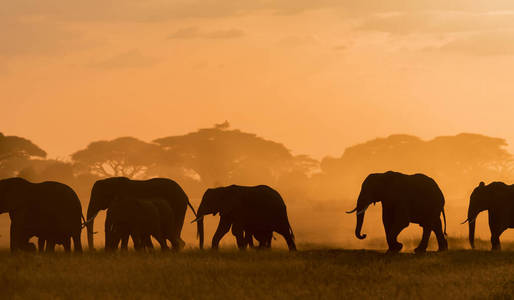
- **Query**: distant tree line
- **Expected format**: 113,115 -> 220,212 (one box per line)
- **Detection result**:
2,123 -> 513,206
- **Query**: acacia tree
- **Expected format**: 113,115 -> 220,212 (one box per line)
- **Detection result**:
319,133 -> 514,199
0,132 -> 47,178
154,122 -> 318,188
71,137 -> 165,179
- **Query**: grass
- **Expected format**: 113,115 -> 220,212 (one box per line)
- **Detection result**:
0,240 -> 513,299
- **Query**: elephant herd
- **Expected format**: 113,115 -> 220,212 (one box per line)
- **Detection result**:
0,171 -> 513,253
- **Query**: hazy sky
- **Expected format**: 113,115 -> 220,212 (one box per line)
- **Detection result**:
2,0 -> 514,159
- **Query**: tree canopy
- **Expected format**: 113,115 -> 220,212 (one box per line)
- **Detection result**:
0,132 -> 46,178
71,137 -> 164,179
154,122 -> 316,187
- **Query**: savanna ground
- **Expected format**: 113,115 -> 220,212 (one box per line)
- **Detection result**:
0,238 -> 513,300
0,201 -> 513,299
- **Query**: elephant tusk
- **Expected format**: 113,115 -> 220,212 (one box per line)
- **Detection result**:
346,207 -> 357,214
81,212 -> 99,228
85,212 -> 99,224
356,205 -> 370,216
191,216 -> 204,223
461,217 -> 477,224
348,204 -> 371,215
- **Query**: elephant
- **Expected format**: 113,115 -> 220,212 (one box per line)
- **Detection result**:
86,177 -> 197,251
192,185 -> 296,251
347,171 -> 448,253
462,181 -> 514,251
105,196 -> 169,251
231,223 -> 273,249
0,177 -> 83,253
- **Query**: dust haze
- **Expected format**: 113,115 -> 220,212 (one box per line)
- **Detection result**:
1,125 -> 513,250
3,0 -> 514,251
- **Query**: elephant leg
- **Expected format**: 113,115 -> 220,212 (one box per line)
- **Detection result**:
155,236 -> 169,251
120,233 -> 129,251
169,238 -> 185,251
245,232 -> 254,248
433,219 -> 448,252
46,241 -> 56,253
72,233 -> 82,253
10,223 -> 17,252
63,237 -> 72,253
38,238 -> 46,253
414,226 -> 431,254
10,225 -> 30,253
231,225 -> 246,250
131,234 -> 142,251
383,209 -> 407,253
265,232 -> 273,248
490,228 -> 506,251
104,217 -> 113,250
212,218 -> 232,250
144,235 -> 155,251
385,222 -> 407,253
235,233 -> 246,250
276,226 -> 296,251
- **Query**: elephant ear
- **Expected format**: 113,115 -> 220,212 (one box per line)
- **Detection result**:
218,191 -> 241,216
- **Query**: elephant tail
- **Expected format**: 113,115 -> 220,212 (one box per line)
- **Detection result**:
442,208 -> 447,236
186,199 -> 198,217
80,214 -> 87,229
287,221 -> 295,241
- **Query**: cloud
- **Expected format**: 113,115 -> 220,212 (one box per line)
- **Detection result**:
5,0 -> 514,23
90,50 -> 159,69
0,18 -> 80,57
277,35 -> 318,47
1,0 -> 339,21
357,12 -> 514,35
333,45 -> 347,51
168,27 -> 245,39
428,31 -> 514,56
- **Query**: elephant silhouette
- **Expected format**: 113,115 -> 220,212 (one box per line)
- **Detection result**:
0,177 -> 83,253
347,171 -> 448,253
463,181 -> 514,250
86,177 -> 196,251
193,185 -> 296,251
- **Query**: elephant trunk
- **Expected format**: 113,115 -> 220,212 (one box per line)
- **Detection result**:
197,218 -> 204,250
86,208 -> 99,251
467,204 -> 480,249
469,220 -> 476,249
353,190 -> 371,240
355,209 -> 367,239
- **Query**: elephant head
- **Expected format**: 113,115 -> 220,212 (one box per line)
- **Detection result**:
347,174 -> 384,240
192,187 -> 237,249
463,181 -> 491,249
0,178 -> 27,213
86,177 -> 130,250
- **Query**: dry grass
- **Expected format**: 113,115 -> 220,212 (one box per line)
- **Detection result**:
0,239 -> 513,299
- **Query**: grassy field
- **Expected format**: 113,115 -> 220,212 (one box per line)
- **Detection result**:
0,240 -> 513,299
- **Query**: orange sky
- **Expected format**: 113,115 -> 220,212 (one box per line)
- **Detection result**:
2,1 -> 514,159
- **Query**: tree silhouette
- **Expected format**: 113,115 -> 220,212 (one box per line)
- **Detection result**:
154,122 -> 317,188
0,132 -> 46,178
71,137 -> 164,179
319,133 -> 514,199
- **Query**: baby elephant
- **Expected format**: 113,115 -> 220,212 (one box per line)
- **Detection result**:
231,223 -> 273,250
105,196 -> 170,251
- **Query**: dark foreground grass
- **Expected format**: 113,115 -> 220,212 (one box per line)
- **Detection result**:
0,246 -> 513,299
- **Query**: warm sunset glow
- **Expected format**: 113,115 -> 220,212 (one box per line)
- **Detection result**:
2,1 -> 514,159
2,2 -> 514,298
